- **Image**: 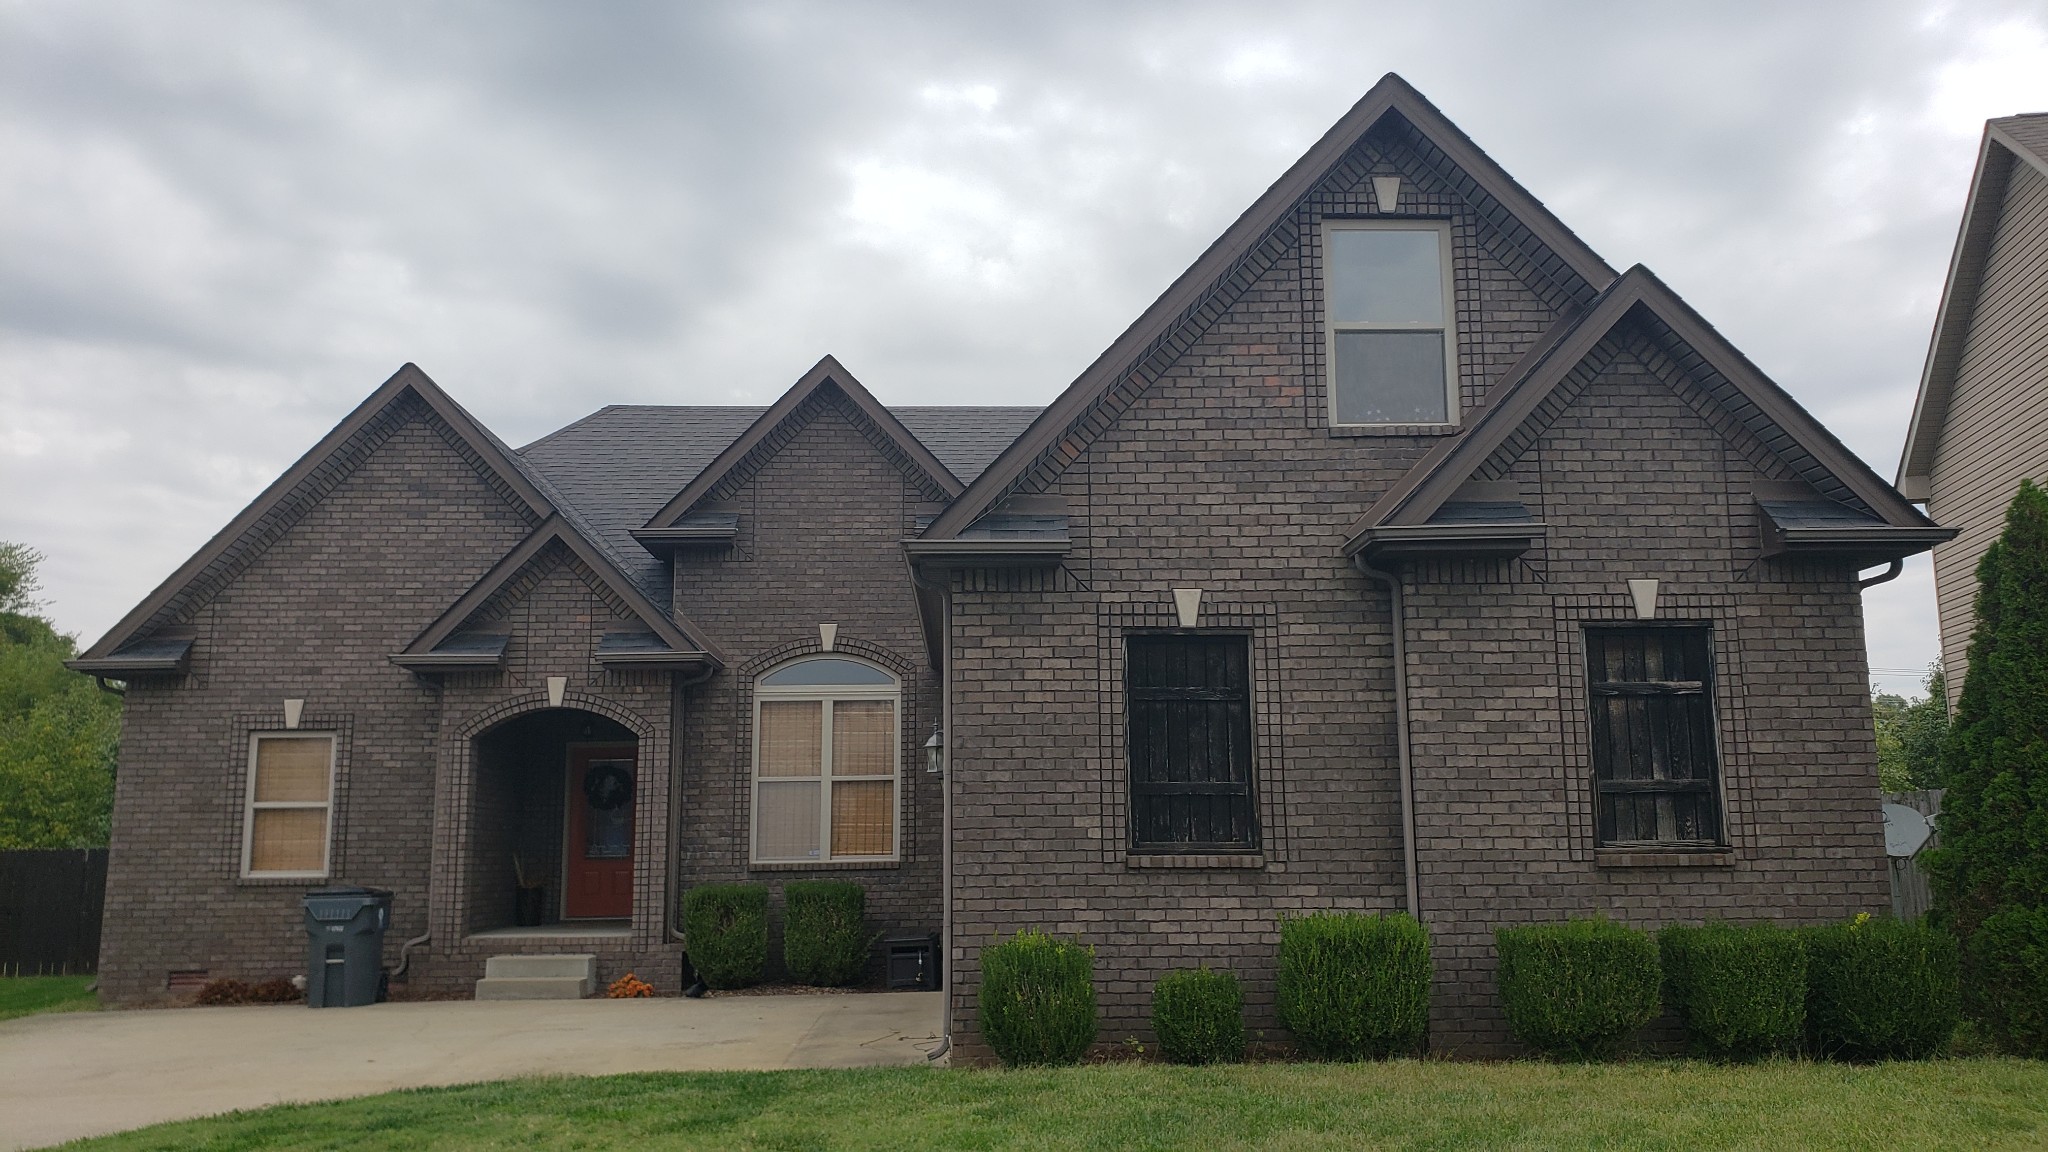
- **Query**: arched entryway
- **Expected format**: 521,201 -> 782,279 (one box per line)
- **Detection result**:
470,708 -> 638,934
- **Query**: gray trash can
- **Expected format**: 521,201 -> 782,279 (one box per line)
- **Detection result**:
303,887 -> 392,1008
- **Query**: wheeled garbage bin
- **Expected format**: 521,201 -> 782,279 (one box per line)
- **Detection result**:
302,887 -> 392,1007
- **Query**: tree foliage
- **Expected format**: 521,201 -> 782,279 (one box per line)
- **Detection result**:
1926,482 -> 2048,1051
0,543 -> 121,849
1873,666 -> 1949,792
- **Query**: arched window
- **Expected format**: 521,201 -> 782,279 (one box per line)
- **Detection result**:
752,656 -> 901,864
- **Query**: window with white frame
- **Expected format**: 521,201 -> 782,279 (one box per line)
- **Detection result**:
752,657 -> 900,864
1325,221 -> 1457,426
241,733 -> 336,878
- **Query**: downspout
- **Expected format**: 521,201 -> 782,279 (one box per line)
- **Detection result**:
1353,554 -> 1420,919
909,559 -> 954,1061
1857,558 -> 1904,590
669,663 -> 717,949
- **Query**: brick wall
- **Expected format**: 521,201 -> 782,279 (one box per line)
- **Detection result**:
943,130 -> 1889,1057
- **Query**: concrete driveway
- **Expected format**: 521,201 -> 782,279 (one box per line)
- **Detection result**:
0,991 -> 942,1150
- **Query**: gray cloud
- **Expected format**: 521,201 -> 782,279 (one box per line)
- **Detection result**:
4,0 -> 2044,697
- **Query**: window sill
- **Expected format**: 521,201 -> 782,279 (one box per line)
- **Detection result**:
1595,848 -> 1734,869
236,874 -> 332,887
1329,424 -> 1461,438
1127,854 -> 1265,870
748,859 -> 901,872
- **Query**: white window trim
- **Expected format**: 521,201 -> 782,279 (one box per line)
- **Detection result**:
240,731 -> 337,880
1324,219 -> 1459,429
751,660 -> 902,865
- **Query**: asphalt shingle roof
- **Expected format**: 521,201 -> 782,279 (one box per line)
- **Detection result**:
516,404 -> 1041,602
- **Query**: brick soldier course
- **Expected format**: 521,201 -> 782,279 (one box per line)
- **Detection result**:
74,74 -> 1949,1057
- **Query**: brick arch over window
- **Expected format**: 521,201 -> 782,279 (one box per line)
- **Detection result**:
739,635 -> 917,681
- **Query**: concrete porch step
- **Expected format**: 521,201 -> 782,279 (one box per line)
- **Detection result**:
475,953 -> 596,1000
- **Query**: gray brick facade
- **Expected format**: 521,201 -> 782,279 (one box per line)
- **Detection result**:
81,74 -> 1930,1063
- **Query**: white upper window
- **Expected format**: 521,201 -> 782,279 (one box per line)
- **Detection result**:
1325,221 -> 1457,426
752,657 -> 900,864
241,733 -> 336,878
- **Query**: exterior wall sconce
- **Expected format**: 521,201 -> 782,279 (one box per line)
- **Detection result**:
924,725 -> 945,776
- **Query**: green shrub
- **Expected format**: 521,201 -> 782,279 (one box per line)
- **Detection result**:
1276,912 -> 1430,1060
1151,967 -> 1245,1064
1660,922 -> 1805,1059
783,881 -> 869,987
1803,914 -> 1960,1060
682,883 -> 768,989
1495,918 -> 1660,1060
1967,906 -> 2048,1057
979,931 -> 1097,1066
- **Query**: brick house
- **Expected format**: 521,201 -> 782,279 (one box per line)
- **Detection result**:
73,75 -> 1947,1055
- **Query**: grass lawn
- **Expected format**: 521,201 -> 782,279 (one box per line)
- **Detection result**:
57,1057 -> 2048,1151
0,974 -> 97,1022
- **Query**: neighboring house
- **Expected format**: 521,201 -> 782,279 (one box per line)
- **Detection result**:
1898,113 -> 2048,706
72,74 -> 1949,1056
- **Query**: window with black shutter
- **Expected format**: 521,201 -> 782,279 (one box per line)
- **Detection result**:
1586,625 -> 1723,847
1126,634 -> 1257,851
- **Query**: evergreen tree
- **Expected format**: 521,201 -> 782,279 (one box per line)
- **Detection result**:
1926,481 -> 2048,1053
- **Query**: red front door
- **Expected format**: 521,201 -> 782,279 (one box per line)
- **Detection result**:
564,745 -> 635,919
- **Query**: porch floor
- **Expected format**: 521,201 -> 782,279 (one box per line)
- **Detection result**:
467,920 -> 631,940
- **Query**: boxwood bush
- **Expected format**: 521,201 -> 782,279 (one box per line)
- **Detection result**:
682,883 -> 768,990
1969,906 -> 2048,1056
783,880 -> 869,987
979,931 -> 1097,1066
1660,921 -> 1805,1059
1276,912 -> 1431,1060
1802,914 -> 1960,1060
1151,967 -> 1245,1064
1495,918 -> 1660,1060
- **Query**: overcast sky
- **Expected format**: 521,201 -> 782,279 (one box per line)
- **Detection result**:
4,1 -> 2046,695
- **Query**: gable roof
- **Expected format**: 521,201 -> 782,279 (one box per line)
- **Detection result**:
637,356 -> 967,542
1898,113 -> 2048,499
1349,266 -> 1950,563
921,72 -> 1619,542
392,513 -> 726,672
72,363 -> 558,670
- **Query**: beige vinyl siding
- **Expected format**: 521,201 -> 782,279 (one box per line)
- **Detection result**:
1927,157 -> 2048,705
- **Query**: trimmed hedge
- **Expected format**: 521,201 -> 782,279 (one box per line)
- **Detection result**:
1966,907 -> 2047,1057
783,881 -> 869,987
1152,967 -> 1245,1064
682,883 -> 768,989
1803,915 -> 1960,1060
1660,922 -> 1806,1059
1496,918 -> 1659,1060
979,931 -> 1097,1066
1276,912 -> 1431,1060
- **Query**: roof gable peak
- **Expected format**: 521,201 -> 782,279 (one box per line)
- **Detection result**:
639,355 -> 964,537
78,363 -> 554,663
1349,265 -> 1937,555
923,73 -> 1619,542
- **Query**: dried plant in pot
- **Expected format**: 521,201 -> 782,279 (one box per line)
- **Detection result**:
512,854 -> 546,927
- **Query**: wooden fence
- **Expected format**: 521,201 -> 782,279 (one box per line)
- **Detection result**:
0,848 -> 108,976
1883,789 -> 1942,921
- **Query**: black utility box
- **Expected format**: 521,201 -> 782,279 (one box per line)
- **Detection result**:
885,932 -> 939,990
302,887 -> 392,1007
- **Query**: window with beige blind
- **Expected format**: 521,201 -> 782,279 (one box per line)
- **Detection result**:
240,733 -> 337,878
752,657 -> 900,864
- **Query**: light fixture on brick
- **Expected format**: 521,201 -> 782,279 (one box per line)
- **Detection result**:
819,623 -> 838,652
282,699 -> 304,730
1172,588 -> 1203,629
1628,579 -> 1660,620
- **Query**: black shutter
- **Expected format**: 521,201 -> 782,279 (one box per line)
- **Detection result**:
1587,626 -> 1723,846
1127,634 -> 1257,851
